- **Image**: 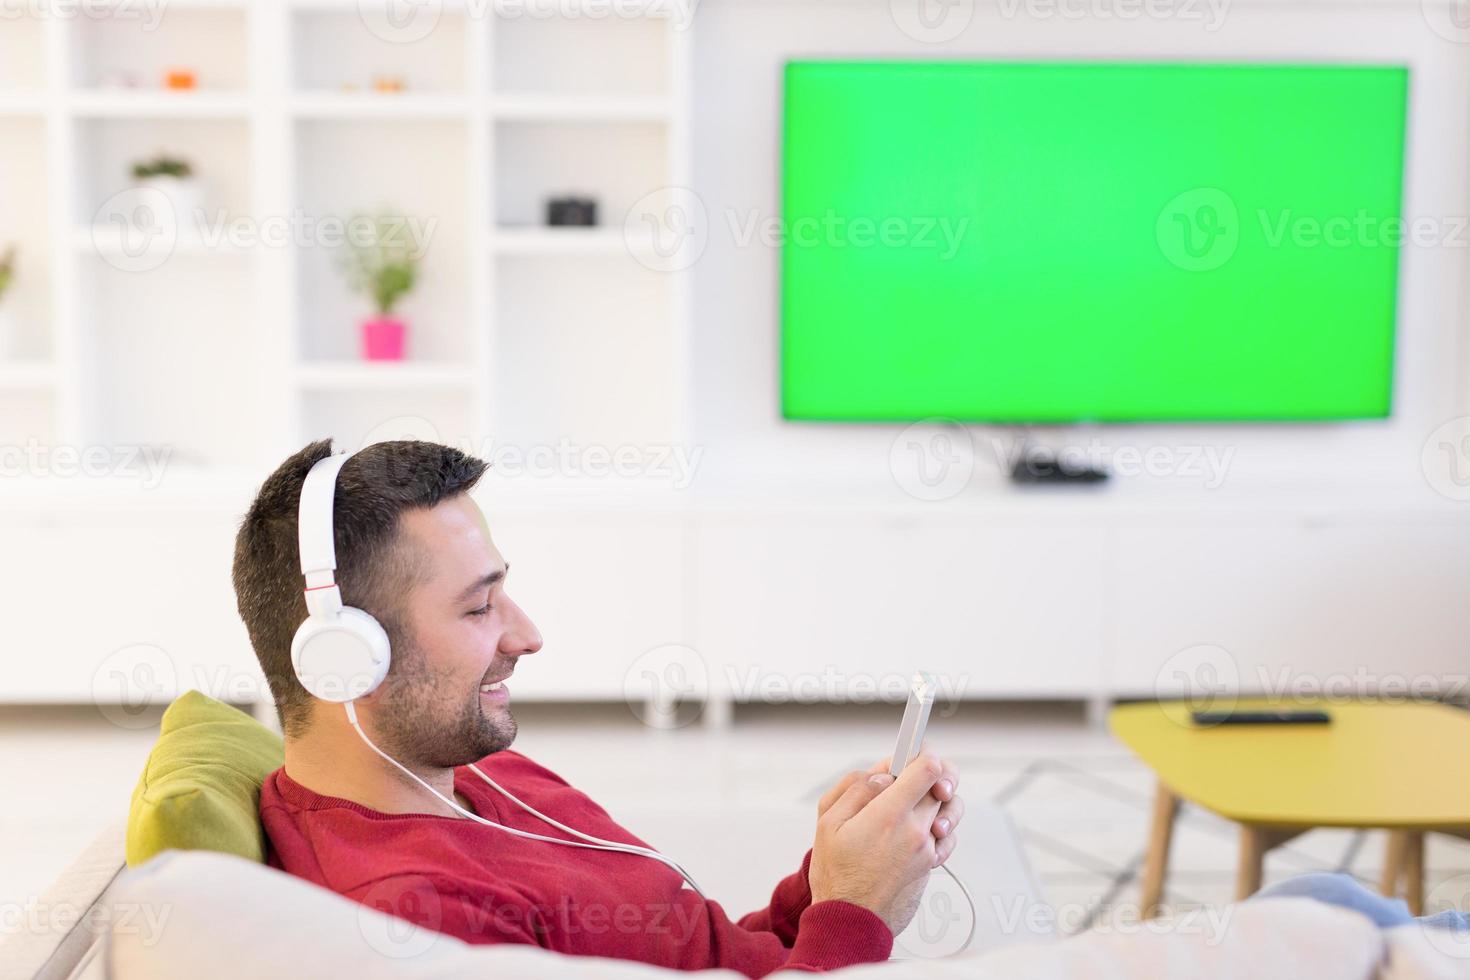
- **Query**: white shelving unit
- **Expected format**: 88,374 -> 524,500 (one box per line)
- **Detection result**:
0,0 -> 691,480
0,0 -> 697,710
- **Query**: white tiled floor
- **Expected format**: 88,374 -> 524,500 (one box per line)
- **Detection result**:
6,700 -> 1470,936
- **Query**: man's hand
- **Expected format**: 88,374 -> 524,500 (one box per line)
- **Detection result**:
815,749 -> 964,866
808,750 -> 963,935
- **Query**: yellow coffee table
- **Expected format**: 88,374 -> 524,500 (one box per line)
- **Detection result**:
1110,699 -> 1470,916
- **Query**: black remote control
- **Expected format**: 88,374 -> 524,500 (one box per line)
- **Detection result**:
1191,709 -> 1331,726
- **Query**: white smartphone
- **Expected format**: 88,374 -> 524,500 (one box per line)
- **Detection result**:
889,671 -> 937,777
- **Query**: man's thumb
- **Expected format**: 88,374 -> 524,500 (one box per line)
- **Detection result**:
824,772 -> 894,825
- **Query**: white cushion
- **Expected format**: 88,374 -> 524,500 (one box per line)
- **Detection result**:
108,849 -> 1397,980
1380,923 -> 1470,980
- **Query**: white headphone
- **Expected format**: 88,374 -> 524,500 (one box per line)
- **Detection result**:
289,445 -> 707,896
291,450 -> 392,704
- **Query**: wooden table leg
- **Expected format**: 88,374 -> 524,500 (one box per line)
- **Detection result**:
1140,780 -> 1180,919
1405,831 -> 1425,916
1381,830 -> 1408,900
1237,825 -> 1268,901
1235,825 -> 1309,901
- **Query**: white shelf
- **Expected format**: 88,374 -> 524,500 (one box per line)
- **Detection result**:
3,4 -> 690,499
493,227 -> 634,255
76,227 -> 251,258
0,362 -> 58,389
296,362 -> 478,390
494,0 -> 682,16
0,93 -> 46,116
492,95 -> 672,122
69,91 -> 252,118
492,226 -> 668,262
289,93 -> 473,120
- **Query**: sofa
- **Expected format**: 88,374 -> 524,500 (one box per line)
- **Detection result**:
6,808 -> 1467,980
4,690 -> 1466,979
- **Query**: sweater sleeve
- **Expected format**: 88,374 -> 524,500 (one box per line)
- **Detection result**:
735,849 -> 815,945
350,870 -> 892,977
701,851 -> 893,976
702,890 -> 894,977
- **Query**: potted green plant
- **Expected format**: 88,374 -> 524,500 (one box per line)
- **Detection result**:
131,153 -> 201,226
0,246 -> 16,358
339,212 -> 422,361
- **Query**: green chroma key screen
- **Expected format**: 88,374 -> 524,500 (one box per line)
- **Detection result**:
780,61 -> 1408,422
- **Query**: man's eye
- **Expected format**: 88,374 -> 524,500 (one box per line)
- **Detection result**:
468,604 -> 491,618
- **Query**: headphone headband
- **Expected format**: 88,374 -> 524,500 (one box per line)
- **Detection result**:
298,451 -> 352,589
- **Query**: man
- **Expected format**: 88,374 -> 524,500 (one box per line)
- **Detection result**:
232,439 -> 965,977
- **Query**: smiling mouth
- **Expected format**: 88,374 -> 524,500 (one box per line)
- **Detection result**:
479,681 -> 505,693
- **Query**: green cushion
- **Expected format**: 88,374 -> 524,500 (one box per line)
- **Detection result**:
126,690 -> 284,867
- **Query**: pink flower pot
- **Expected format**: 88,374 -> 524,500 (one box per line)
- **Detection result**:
362,315 -> 407,361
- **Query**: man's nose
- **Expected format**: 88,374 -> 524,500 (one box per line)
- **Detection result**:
501,600 -> 543,658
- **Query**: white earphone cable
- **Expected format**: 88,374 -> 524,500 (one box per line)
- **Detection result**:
936,863 -> 977,954
464,763 -> 706,887
344,702 -> 974,954
343,702 -> 707,897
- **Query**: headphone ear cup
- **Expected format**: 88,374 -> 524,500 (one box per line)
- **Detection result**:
291,607 -> 391,703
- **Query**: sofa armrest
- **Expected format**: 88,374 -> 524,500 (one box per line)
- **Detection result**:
0,819 -> 127,980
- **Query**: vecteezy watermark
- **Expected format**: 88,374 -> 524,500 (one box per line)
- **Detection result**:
722,667 -> 969,715
360,887 -> 709,950
357,416 -> 704,489
1421,0 -> 1470,45
1152,644 -> 1468,727
495,0 -> 699,29
625,186 -> 710,274
1255,666 -> 1469,704
358,875 -> 445,959
726,209 -> 970,260
90,189 -> 439,274
1153,643 -> 1239,720
623,644 -> 708,729
1158,187 -> 1468,272
1256,209 -> 1470,250
92,187 -> 178,273
995,0 -> 1228,29
889,0 -> 975,43
623,188 -> 972,273
0,898 -> 172,946
990,896 -> 1234,943
0,0 -> 168,29
356,0 -> 700,44
1421,416 -> 1470,501
1156,187 -> 1240,272
90,646 -> 281,730
1420,873 -> 1470,959
356,0 -> 444,45
893,866 -> 976,958
0,440 -> 172,487
487,440 -> 701,487
890,419 -> 975,502
91,644 -> 179,730
989,437 -> 1236,489
195,209 -> 438,256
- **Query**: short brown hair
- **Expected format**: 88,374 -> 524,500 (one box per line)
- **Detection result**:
231,439 -> 488,736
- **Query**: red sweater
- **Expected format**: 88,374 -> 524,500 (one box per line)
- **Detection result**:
260,750 -> 893,976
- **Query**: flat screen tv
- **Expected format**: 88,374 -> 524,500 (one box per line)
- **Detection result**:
780,61 -> 1409,423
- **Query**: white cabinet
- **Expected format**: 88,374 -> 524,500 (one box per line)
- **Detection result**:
693,514 -> 1108,703
0,509 -> 259,705
1110,519 -> 1470,700
4,493 -> 1466,711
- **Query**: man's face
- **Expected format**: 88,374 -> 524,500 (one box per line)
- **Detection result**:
366,494 -> 542,768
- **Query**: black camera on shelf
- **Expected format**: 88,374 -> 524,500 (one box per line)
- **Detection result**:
546,196 -> 598,227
